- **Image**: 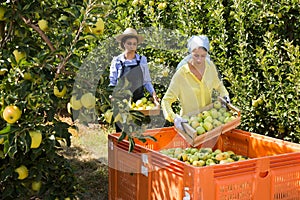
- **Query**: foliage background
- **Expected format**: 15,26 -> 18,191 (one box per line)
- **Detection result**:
0,0 -> 299,199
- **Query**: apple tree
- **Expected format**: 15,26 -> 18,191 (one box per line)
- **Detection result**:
0,0 -> 107,199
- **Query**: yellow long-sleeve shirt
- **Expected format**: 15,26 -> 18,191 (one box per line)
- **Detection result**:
161,60 -> 229,122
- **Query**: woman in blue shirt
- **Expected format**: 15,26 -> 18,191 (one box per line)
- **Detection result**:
109,28 -> 159,132
109,28 -> 159,103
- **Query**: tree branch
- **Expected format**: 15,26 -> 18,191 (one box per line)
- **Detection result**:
56,1 -> 97,75
20,15 -> 56,52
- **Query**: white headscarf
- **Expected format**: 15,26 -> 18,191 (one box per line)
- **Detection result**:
176,35 -> 212,70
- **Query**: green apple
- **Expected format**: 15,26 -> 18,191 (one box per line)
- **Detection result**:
141,97 -> 148,104
223,111 -> 232,118
0,137 -> 4,144
135,99 -> 143,107
157,2 -> 167,9
0,68 -> 8,75
70,95 -> 82,110
15,165 -> 29,180
0,7 -> 6,21
213,101 -> 222,109
210,108 -> 219,119
84,25 -> 93,33
23,72 -> 32,80
190,120 -> 200,129
80,92 -> 96,109
202,110 -> 211,118
13,50 -> 26,63
29,131 -> 42,149
218,115 -> 225,123
196,126 -> 206,135
92,18 -> 104,35
204,116 -> 213,123
31,181 -> 42,191
3,105 -> 22,124
54,85 -> 67,98
197,116 -> 203,123
212,119 -> 222,128
196,160 -> 206,167
219,107 -> 227,114
206,158 -> 216,166
38,19 -> 49,32
224,116 -> 236,123
189,116 -> 198,124
203,121 -> 213,131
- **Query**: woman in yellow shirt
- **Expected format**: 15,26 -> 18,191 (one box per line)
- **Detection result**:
161,35 -> 230,131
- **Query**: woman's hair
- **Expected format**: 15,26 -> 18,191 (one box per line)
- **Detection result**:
193,46 -> 208,52
120,36 -> 139,50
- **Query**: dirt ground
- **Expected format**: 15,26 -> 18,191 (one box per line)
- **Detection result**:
60,118 -> 111,200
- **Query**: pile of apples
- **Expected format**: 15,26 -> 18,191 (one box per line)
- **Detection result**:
183,101 -> 238,135
160,147 -> 249,167
131,97 -> 157,110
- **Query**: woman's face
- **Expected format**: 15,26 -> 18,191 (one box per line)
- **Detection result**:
191,47 -> 207,66
123,37 -> 138,53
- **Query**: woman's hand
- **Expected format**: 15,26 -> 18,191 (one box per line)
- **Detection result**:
152,92 -> 160,107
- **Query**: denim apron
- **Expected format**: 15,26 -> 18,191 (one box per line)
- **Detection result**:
119,55 -> 144,102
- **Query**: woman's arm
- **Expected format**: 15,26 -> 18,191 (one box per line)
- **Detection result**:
109,56 -> 121,86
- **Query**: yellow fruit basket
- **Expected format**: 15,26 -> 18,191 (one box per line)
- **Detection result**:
176,97 -> 241,147
130,97 -> 161,116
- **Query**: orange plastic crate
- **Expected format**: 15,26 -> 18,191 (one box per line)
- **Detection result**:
108,127 -> 300,200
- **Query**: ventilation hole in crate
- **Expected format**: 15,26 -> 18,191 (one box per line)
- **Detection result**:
218,181 -> 253,199
273,171 -> 300,199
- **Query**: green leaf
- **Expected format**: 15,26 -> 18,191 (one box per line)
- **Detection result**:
0,124 -> 11,135
118,131 -> 126,142
128,137 -> 135,152
7,143 -> 17,158
143,135 -> 157,142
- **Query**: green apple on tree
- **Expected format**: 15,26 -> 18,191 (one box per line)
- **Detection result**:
80,92 -> 96,109
69,95 -> 82,110
13,50 -> 26,63
92,18 -> 104,35
149,1 -> 155,6
0,7 -> 6,21
31,181 -> 42,191
157,2 -> 167,10
38,19 -> 49,32
0,68 -> 8,75
3,105 -> 22,124
54,85 -> 67,98
23,72 -> 32,80
29,130 -> 42,149
15,165 -> 28,180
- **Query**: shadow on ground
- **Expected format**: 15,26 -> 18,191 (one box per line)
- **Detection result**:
60,145 -> 109,200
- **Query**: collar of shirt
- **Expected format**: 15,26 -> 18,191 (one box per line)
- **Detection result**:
181,59 -> 212,75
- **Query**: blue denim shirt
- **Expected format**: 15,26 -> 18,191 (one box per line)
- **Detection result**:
109,53 -> 155,95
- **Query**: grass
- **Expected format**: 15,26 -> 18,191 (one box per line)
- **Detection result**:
59,118 -> 113,200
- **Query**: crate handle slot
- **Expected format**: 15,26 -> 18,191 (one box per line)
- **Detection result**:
259,171 -> 269,178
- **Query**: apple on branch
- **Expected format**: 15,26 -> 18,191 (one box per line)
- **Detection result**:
13,50 -> 26,63
38,19 -> 49,32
